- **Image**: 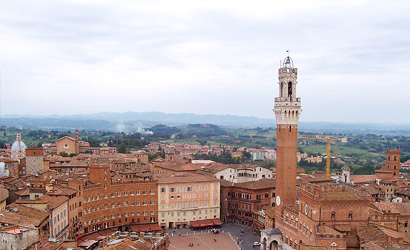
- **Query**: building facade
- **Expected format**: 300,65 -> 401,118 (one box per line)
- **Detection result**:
82,163 -> 158,234
156,173 -> 220,229
25,147 -> 45,175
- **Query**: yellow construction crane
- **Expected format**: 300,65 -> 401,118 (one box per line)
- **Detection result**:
298,135 -> 347,178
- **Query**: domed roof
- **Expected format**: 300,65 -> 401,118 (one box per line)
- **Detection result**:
11,133 -> 26,152
341,165 -> 351,172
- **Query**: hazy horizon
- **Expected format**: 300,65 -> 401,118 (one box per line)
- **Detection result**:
3,111 -> 410,126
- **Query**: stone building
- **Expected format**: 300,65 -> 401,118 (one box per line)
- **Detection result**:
25,147 -> 45,176
82,163 -> 158,234
156,173 -> 221,229
220,178 -> 275,227
0,226 -> 39,250
55,130 -> 90,155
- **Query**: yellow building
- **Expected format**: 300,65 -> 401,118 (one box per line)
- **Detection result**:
156,173 -> 221,229
0,187 -> 8,211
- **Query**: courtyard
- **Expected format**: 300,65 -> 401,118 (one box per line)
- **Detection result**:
166,223 -> 260,250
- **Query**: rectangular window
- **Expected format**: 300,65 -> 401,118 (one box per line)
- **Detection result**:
161,188 -> 166,193
187,186 -> 192,192
143,191 -> 147,195
170,187 -> 175,192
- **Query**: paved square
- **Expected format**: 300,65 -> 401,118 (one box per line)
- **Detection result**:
169,232 -> 239,250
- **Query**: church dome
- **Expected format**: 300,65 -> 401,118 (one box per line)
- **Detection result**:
11,133 -> 26,152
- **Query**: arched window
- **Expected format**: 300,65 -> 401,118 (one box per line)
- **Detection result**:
331,212 -> 336,220
349,211 -> 353,220
288,82 -> 293,98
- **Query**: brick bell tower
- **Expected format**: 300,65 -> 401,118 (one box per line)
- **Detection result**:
274,55 -> 301,212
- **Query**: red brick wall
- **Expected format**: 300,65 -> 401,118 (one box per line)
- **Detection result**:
276,124 -> 298,210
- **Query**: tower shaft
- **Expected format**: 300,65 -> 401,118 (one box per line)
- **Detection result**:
274,57 -> 301,210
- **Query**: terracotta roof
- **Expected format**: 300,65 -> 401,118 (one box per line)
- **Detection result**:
155,173 -> 218,184
38,195 -> 68,209
264,207 -> 275,218
47,184 -> 77,196
361,242 -> 410,250
0,187 -> 9,201
360,185 -> 383,195
317,224 -> 343,235
350,175 -> 376,184
373,202 -> 410,215
0,203 -> 49,228
378,227 -> 410,243
102,238 -> 151,250
233,178 -> 275,190
334,224 -> 351,232
357,225 -> 390,242
219,178 -> 275,190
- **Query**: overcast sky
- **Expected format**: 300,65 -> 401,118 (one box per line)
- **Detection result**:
1,0 -> 410,123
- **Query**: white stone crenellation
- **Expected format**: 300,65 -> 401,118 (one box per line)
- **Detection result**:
273,56 -> 301,125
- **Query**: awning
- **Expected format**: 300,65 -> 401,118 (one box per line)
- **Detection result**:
190,219 -> 215,228
212,218 -> 223,226
254,221 -> 264,228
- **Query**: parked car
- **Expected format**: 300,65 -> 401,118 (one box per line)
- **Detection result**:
253,242 -> 261,247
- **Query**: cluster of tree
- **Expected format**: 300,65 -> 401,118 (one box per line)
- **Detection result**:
185,124 -> 229,137
193,151 -> 253,164
352,163 -> 377,175
59,152 -> 77,157
298,158 -> 344,174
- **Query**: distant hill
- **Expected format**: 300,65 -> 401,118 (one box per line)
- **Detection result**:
1,112 -> 410,134
1,112 -> 275,130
